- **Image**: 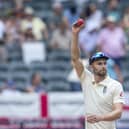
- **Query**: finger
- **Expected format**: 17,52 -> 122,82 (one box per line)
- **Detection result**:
87,116 -> 97,122
72,19 -> 85,28
73,23 -> 85,29
87,119 -> 97,123
87,115 -> 96,119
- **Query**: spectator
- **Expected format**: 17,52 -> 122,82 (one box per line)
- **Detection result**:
14,0 -> 32,9
86,3 -> 103,30
49,18 -> 71,50
26,72 -> 46,93
49,2 -> 65,31
122,6 -> 129,48
23,27 -> 35,41
0,18 -> 5,40
20,7 -> 48,41
97,15 -> 127,67
5,16 -> 20,44
4,15 -> 22,62
104,0 -> 121,21
79,21 -> 98,58
122,6 -> 129,30
107,59 -> 123,83
1,80 -> 21,95
0,17 -> 7,62
64,4 -> 79,26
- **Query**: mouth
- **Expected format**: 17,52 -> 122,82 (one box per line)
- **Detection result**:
101,70 -> 106,73
100,70 -> 107,75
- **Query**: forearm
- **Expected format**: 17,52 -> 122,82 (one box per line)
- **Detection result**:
87,108 -> 123,123
71,33 -> 80,61
102,109 -> 122,121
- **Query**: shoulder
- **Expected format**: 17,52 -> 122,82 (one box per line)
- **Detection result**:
80,67 -> 93,82
108,77 -> 123,90
109,77 -> 122,85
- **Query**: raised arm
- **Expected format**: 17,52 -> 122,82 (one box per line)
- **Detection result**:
71,20 -> 85,77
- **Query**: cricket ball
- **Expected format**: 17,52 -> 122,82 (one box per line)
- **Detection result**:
76,18 -> 84,26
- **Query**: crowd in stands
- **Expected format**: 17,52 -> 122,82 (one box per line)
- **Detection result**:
0,0 -> 129,94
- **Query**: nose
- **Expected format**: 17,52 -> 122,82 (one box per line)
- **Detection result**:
102,63 -> 106,69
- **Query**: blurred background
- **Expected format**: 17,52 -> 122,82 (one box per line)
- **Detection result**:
0,0 -> 129,129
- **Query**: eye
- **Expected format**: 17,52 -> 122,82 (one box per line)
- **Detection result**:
98,62 -> 102,65
104,62 -> 107,65
97,61 -> 107,65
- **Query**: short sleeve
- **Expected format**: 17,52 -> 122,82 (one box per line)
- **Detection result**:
79,68 -> 92,82
113,83 -> 125,104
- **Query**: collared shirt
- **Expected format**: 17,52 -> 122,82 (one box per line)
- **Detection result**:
50,29 -> 71,50
97,27 -> 127,58
79,67 -> 124,129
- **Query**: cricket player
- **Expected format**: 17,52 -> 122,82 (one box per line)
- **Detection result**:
71,20 -> 124,129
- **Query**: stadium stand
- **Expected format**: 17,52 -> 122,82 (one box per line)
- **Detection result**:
0,0 -> 128,92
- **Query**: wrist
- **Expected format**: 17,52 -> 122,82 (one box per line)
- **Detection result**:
72,32 -> 79,36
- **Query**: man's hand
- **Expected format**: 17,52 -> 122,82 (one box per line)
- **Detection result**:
87,115 -> 104,123
72,19 -> 85,35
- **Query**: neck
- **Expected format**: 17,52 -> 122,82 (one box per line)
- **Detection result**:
94,75 -> 106,83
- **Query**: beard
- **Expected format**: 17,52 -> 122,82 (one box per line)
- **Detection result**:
93,69 -> 107,76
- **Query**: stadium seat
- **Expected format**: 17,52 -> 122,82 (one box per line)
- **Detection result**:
0,73 -> 9,86
30,61 -> 50,72
47,80 -> 71,91
48,50 -> 71,61
11,73 -> 30,90
6,43 -> 22,63
123,75 -> 129,91
10,63 -> 30,74
7,51 -> 22,62
0,64 -> 9,74
47,61 -> 71,71
45,70 -> 68,82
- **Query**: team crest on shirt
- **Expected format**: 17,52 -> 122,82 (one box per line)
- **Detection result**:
103,86 -> 107,94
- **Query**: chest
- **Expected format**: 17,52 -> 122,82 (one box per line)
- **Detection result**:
103,30 -> 123,44
92,85 -> 114,105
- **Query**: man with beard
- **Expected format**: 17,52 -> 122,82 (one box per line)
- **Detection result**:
71,21 -> 124,129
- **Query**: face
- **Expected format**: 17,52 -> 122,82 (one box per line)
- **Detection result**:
109,0 -> 118,9
91,59 -> 107,76
90,4 -> 96,13
33,74 -> 41,85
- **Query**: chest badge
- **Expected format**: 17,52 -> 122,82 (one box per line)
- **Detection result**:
103,86 -> 107,94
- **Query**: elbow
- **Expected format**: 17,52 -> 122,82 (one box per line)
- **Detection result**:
71,59 -> 76,67
71,58 -> 77,65
71,58 -> 80,67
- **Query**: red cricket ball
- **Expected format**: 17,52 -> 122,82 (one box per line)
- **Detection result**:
76,18 -> 84,26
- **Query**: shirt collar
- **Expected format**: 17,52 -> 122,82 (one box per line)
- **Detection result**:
92,76 -> 110,86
